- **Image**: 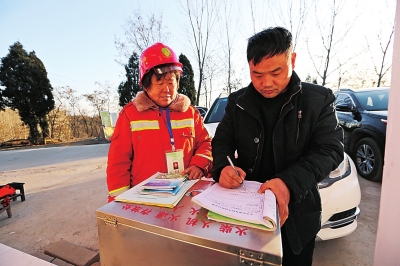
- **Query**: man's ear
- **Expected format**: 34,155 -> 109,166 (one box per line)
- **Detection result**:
291,52 -> 297,69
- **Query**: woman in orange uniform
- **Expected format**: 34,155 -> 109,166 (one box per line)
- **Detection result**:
106,43 -> 212,202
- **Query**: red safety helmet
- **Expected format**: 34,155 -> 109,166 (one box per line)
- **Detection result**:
139,42 -> 183,85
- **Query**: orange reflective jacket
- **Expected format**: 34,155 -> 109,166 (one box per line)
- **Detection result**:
106,92 -> 212,198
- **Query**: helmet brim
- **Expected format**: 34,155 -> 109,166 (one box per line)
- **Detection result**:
153,64 -> 182,75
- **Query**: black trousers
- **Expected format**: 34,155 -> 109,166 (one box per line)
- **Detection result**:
281,225 -> 316,266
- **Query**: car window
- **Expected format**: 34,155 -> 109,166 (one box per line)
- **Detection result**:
204,97 -> 228,123
355,90 -> 389,111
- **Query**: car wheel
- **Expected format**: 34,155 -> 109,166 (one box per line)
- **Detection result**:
354,137 -> 383,182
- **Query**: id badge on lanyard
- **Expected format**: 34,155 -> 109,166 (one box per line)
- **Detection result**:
165,149 -> 184,174
161,107 -> 185,174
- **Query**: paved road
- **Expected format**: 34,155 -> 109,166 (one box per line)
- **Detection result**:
0,144 -> 380,265
1,144 -> 110,258
0,144 -> 108,171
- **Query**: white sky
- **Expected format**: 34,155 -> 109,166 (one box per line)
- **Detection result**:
0,0 -> 396,110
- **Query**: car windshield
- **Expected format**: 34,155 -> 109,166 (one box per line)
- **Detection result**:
204,97 -> 228,123
354,90 -> 389,111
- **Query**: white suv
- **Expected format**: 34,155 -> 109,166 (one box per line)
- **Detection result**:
204,94 -> 361,241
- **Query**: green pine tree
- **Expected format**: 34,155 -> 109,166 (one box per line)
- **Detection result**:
0,42 -> 54,144
0,88 -> 7,111
118,52 -> 142,107
178,54 -> 197,105
305,74 -> 318,85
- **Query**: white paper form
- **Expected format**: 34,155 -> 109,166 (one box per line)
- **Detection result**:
192,181 -> 277,229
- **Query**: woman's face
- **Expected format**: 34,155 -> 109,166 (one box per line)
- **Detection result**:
146,72 -> 178,107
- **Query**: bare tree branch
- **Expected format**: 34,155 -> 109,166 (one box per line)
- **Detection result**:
271,0 -> 314,51
374,24 -> 395,87
181,0 -> 220,105
306,0 -> 361,87
114,9 -> 170,65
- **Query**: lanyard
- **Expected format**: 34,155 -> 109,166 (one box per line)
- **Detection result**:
160,107 -> 175,151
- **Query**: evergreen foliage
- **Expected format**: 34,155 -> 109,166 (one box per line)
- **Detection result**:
118,52 -> 142,107
305,74 -> 318,85
178,54 -> 197,105
0,89 -> 6,111
117,52 -> 197,107
0,42 -> 54,144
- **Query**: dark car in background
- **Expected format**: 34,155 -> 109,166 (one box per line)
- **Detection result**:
334,87 -> 389,182
194,106 -> 208,118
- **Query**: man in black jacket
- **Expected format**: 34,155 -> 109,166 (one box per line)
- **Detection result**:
211,27 -> 344,265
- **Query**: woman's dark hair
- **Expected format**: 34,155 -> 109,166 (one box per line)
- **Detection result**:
247,27 -> 293,65
141,64 -> 181,89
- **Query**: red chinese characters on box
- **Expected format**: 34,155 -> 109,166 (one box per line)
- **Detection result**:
120,203 -> 249,236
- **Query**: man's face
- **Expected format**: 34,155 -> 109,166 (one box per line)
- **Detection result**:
146,72 -> 178,107
249,52 -> 296,98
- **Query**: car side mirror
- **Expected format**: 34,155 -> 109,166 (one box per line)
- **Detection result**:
335,103 -> 355,112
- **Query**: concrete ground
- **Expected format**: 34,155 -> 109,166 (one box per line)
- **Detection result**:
313,176 -> 381,265
0,140 -> 108,265
0,141 -> 381,265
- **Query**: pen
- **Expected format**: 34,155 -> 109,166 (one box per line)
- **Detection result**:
227,155 -> 246,190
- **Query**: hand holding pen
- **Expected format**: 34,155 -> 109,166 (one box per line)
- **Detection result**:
226,156 -> 246,190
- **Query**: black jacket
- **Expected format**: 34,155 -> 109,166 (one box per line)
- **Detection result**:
212,71 -> 344,254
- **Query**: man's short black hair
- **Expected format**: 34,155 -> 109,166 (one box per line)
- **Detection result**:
247,27 -> 293,65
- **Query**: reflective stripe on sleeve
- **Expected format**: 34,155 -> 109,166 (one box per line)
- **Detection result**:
109,186 -> 130,197
196,153 -> 213,161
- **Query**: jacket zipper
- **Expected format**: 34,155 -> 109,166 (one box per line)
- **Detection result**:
279,83 -> 302,115
296,110 -> 302,144
236,83 -> 302,174
280,83 -> 302,144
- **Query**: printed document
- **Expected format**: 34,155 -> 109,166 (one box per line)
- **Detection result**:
192,181 -> 277,231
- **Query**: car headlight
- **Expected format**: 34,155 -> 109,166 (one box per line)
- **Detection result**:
318,155 -> 352,189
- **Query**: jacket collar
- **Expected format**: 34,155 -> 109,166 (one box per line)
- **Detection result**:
286,71 -> 302,95
133,91 -> 191,112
